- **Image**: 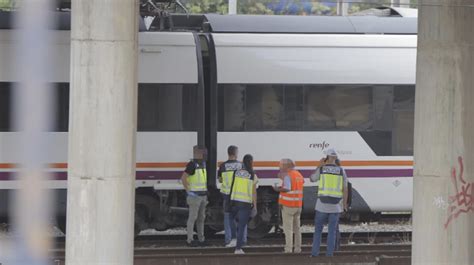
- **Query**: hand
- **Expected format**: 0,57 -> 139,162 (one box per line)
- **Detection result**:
250,206 -> 258,218
320,157 -> 326,166
277,171 -> 285,179
272,184 -> 280,192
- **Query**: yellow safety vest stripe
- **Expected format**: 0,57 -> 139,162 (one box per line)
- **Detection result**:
230,174 -> 253,204
318,173 -> 343,198
220,171 -> 234,195
189,168 -> 207,192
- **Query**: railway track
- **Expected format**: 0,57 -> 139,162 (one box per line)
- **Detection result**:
49,230 -> 411,264
54,231 -> 411,249
49,231 -> 411,264
50,244 -> 411,265
51,231 -> 411,249
133,231 -> 412,247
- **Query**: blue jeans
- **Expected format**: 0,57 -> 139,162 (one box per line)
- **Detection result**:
229,203 -> 251,249
311,211 -> 340,257
223,195 -> 247,245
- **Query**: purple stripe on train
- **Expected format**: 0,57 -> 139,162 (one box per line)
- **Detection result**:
0,169 -> 413,181
256,169 -> 413,179
0,171 -> 69,181
0,172 -> 11,180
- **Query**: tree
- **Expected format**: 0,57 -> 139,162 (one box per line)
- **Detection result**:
348,0 -> 392,14
183,0 -> 228,14
310,2 -> 334,15
180,0 -> 417,15
0,0 -> 15,10
238,0 -> 274,15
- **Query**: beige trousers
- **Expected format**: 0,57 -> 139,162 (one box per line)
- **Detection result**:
186,195 -> 208,243
281,206 -> 302,253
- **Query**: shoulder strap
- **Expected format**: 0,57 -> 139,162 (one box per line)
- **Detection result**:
229,170 -> 238,197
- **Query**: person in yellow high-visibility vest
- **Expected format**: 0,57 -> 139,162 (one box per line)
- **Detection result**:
217,145 -> 247,247
229,154 -> 258,255
309,148 -> 348,257
181,145 -> 208,247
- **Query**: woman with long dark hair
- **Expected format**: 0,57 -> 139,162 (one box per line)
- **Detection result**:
229,154 -> 258,254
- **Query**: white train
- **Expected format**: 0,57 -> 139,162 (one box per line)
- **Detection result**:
0,10 -> 417,237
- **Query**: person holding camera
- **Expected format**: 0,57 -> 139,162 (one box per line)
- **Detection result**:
310,149 -> 348,257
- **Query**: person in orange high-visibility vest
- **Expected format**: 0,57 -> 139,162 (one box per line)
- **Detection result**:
273,158 -> 305,253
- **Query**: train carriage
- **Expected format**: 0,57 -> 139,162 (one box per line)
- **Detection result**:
0,10 -> 417,236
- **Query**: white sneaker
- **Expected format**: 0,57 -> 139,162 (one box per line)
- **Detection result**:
234,249 -> 245,254
226,239 -> 237,248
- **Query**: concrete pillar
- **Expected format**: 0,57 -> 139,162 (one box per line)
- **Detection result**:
336,0 -> 348,16
65,0 -> 138,265
412,1 -> 474,264
229,0 -> 237,14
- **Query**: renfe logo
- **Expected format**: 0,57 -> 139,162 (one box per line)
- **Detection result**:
309,141 -> 330,150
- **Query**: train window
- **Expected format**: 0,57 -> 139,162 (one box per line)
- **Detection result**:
218,84 -> 415,156
0,83 -> 69,132
245,85 -> 284,130
392,110 -> 414,155
392,86 -> 415,155
137,84 -> 197,131
55,83 -> 70,132
220,84 -> 304,131
305,85 -> 373,131
220,84 -> 245,131
305,87 -> 336,130
0,83 -> 11,132
284,86 -> 304,130
394,85 -> 415,110
220,84 -> 373,132
1,83 -> 199,132
373,86 -> 393,131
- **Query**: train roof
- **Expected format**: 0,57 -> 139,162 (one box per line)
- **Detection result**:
0,11 -> 147,31
0,9 -> 417,35
202,14 -> 417,34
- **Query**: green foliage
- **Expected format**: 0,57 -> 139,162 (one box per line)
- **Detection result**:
270,0 -> 334,15
183,0 -> 228,14
0,0 -> 21,10
309,2 -> 334,15
348,0 -> 393,14
182,0 -> 341,15
237,0 -> 274,15
0,0 -> 13,10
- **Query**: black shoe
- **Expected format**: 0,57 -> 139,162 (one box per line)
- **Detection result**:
187,241 -> 199,247
198,241 -> 208,247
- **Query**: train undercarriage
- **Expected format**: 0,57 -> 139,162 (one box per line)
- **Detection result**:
133,187 -> 280,238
